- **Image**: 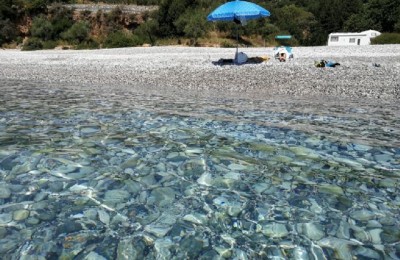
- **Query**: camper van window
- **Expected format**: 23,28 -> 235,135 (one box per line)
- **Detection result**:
349,38 -> 355,43
330,36 -> 339,42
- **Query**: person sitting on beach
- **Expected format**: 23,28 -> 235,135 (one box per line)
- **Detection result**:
279,53 -> 286,62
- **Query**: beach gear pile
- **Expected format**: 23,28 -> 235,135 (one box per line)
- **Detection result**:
213,54 -> 270,66
315,60 -> 340,68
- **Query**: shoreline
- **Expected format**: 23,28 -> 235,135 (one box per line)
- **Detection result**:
0,45 -> 399,102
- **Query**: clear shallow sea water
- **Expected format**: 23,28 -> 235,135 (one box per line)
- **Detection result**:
0,80 -> 399,259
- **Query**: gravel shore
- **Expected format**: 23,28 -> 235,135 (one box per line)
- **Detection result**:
0,45 -> 399,101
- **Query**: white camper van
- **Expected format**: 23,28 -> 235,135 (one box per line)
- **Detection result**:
327,30 -> 381,46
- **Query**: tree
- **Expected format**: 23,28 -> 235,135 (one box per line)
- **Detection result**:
273,4 -> 317,45
0,0 -> 15,20
366,0 -> 400,32
135,19 -> 159,45
20,0 -> 48,16
156,0 -> 195,37
0,19 -> 17,45
344,12 -> 374,32
174,9 -> 208,45
47,4 -> 74,38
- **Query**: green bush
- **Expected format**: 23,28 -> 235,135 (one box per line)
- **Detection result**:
22,37 -> 43,50
76,39 -> 100,50
371,33 -> 400,44
47,4 -> 74,37
221,40 -> 236,48
61,21 -> 91,44
0,19 -> 17,45
103,30 -> 143,48
42,40 -> 57,49
30,15 -> 54,41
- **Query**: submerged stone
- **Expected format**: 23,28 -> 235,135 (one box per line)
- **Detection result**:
179,235 -> 204,258
13,209 -> 30,221
350,209 -> 376,221
300,222 -> 325,240
197,172 -> 213,186
0,213 -> 12,225
0,185 -> 11,199
85,251 -> 107,260
293,246 -> 310,260
117,237 -> 147,260
215,247 -> 232,258
183,213 -> 208,225
318,237 -> 360,260
144,224 -> 171,237
353,246 -> 381,260
260,223 -> 289,238
104,189 -> 130,205
148,187 -> 177,207
319,184 -> 344,196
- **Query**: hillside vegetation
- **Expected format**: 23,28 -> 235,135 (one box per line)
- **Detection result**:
1,0 -> 399,50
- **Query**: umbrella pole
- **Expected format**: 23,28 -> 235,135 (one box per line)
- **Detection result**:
235,23 -> 239,63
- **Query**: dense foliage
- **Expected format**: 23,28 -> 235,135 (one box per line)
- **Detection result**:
1,0 -> 399,49
371,33 -> 400,44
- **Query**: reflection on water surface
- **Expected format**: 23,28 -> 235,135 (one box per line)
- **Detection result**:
0,81 -> 399,259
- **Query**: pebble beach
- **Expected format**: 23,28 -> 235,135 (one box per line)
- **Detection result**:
0,45 -> 399,100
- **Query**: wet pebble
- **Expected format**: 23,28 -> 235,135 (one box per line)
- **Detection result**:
0,239 -> 19,254
85,251 -> 107,260
148,187 -> 176,207
183,213 -> 208,225
259,222 -> 289,238
144,224 -> 171,237
298,222 -> 325,240
0,185 -> 11,199
104,189 -> 130,205
353,246 -> 381,259
350,209 -> 376,221
13,209 -> 30,221
0,213 -> 12,225
36,209 -> 56,221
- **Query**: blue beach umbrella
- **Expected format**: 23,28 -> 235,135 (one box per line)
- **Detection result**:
207,0 -> 270,60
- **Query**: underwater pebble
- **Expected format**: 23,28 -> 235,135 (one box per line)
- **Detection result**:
369,229 -> 382,244
148,187 -> 176,207
0,239 -> 19,254
183,213 -> 208,225
350,209 -> 376,221
319,184 -> 344,196
85,251 -> 107,260
144,224 -> 171,238
215,247 -> 232,258
97,209 -> 110,225
154,238 -> 173,259
0,213 -> 12,225
353,246 -> 381,259
0,185 -> 11,199
104,189 -> 130,204
293,246 -> 310,260
260,223 -> 289,238
117,238 -> 138,260
12,209 -> 30,221
197,172 -> 213,186
300,222 -> 325,240
318,237 -> 360,260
